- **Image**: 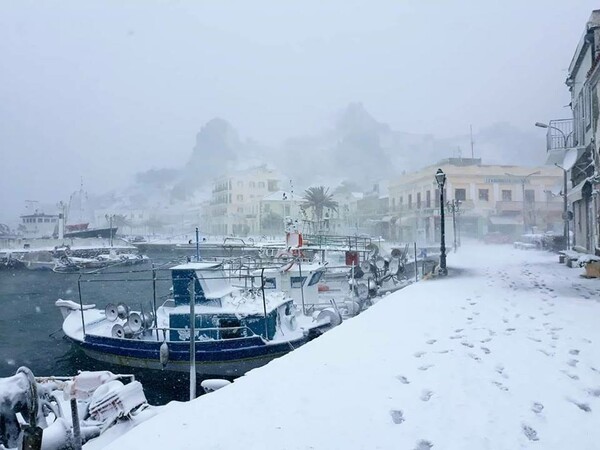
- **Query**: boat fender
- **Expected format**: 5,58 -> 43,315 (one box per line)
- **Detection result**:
159,341 -> 169,369
200,379 -> 231,394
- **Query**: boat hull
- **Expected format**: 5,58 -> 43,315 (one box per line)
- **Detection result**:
63,227 -> 118,239
67,332 -> 314,376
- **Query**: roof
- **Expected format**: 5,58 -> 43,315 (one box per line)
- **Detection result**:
170,262 -> 222,271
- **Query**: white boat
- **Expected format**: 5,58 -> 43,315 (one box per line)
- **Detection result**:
55,262 -> 339,376
0,367 -> 157,450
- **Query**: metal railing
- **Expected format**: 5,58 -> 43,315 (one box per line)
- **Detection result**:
546,119 -> 575,151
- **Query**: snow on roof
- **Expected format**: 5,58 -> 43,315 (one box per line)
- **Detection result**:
170,262 -> 222,271
104,245 -> 600,450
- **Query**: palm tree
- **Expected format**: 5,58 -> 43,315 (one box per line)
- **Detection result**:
303,186 -> 338,231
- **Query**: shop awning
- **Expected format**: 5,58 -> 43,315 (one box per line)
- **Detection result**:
567,179 -> 592,203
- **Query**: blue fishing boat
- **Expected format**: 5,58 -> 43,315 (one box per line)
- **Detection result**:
55,262 -> 338,376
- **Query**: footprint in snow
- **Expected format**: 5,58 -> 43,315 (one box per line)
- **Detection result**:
455,328 -> 464,332
569,349 -> 580,355
449,335 -> 464,340
396,375 -> 410,384
461,341 -> 474,348
522,424 -> 539,441
538,349 -> 554,357
492,381 -> 509,391
414,351 -> 426,358
480,346 -> 491,354
420,390 -> 433,401
481,337 -> 492,343
567,359 -> 578,368
495,365 -> 508,379
418,364 -> 434,371
390,409 -> 405,424
426,339 -> 437,345
561,370 -> 579,380
414,440 -> 433,450
527,337 -> 542,343
435,349 -> 451,354
586,388 -> 600,397
568,399 -> 592,412
468,353 -> 481,362
531,402 -> 544,414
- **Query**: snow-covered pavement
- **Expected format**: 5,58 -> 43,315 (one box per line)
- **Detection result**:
104,244 -> 600,450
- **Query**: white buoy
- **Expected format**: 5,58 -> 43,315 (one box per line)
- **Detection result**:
201,379 -> 231,394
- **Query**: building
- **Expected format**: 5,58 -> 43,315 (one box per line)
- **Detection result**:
388,158 -> 563,244
18,212 -> 60,238
258,190 -> 302,235
206,166 -> 281,236
554,9 -> 600,253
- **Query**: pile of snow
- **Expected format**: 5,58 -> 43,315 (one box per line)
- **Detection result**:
105,244 -> 600,449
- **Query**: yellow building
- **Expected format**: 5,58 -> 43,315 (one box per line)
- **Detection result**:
388,158 -> 563,244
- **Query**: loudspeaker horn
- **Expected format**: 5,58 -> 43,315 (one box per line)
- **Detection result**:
105,303 -> 118,322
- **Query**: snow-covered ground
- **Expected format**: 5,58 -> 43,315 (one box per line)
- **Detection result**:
103,243 -> 600,450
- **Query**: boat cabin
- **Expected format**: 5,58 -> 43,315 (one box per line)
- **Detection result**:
167,262 -> 295,342
257,262 -> 326,307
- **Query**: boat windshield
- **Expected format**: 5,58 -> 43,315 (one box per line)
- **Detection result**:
195,269 -> 235,299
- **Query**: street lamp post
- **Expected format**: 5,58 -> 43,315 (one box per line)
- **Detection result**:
535,122 -> 571,250
435,169 -> 447,275
447,200 -> 461,252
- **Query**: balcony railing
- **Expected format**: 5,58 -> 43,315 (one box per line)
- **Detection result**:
545,119 -> 575,151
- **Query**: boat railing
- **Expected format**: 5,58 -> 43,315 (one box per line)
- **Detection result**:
148,324 -> 260,340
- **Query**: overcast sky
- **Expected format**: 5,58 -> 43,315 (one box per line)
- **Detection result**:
1,0 -> 598,224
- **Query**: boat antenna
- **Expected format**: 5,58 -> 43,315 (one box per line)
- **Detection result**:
195,227 -> 200,261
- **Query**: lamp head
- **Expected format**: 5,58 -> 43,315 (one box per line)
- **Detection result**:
435,168 -> 446,188
535,122 -> 549,129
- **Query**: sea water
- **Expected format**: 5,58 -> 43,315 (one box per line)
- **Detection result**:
0,256 -> 200,405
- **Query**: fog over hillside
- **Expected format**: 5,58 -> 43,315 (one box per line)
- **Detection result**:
91,103 -> 548,215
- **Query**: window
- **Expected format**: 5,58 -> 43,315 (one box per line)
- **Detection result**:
219,318 -> 242,339
524,190 -> 535,203
391,198 -> 396,210
258,181 -> 265,188
263,278 -> 277,289
408,194 -> 412,209
434,189 -> 440,207
502,190 -> 512,201
307,271 -> 324,286
478,189 -> 489,201
290,276 -> 307,288
426,191 -> 431,208
237,194 -> 243,201
455,189 -> 466,201
38,218 -> 43,223
416,193 -> 421,209
249,181 -> 256,188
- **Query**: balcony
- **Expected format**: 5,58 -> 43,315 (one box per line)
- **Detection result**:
545,119 -> 574,151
